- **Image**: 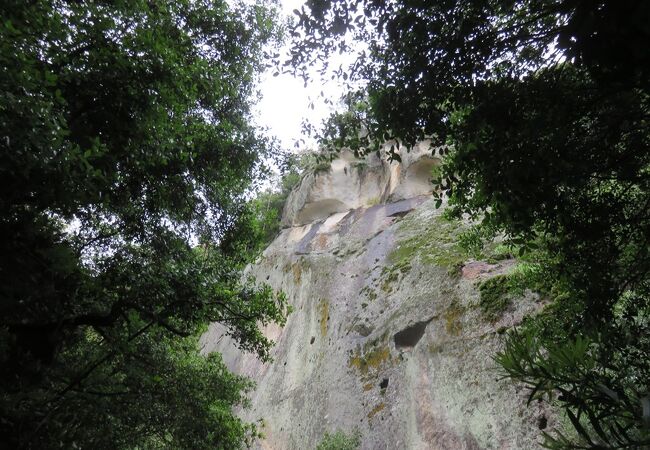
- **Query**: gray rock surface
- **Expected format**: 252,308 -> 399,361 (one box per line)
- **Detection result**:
201,150 -> 550,449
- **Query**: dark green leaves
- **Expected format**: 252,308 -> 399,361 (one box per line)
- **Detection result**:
0,0 -> 286,447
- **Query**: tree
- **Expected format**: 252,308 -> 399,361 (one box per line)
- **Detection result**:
0,0 -> 287,447
291,1 -> 650,448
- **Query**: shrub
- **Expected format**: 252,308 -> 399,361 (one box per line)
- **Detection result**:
316,429 -> 361,450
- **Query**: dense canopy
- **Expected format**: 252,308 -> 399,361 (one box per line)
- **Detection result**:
0,0 -> 287,448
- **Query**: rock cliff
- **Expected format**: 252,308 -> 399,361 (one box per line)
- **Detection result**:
201,145 -> 550,449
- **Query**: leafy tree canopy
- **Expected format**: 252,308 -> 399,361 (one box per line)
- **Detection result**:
290,1 -> 650,448
0,0 -> 288,448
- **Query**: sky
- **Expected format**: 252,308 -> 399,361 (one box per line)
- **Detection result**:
252,0 -> 351,151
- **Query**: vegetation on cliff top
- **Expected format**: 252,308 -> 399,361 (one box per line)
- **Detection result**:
247,150 -> 337,250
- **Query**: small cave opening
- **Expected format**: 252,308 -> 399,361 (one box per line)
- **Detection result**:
379,378 -> 389,390
393,319 -> 431,349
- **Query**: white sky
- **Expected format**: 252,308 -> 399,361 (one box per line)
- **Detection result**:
253,0 -> 351,151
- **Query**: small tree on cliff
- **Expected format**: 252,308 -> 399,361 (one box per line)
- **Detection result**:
290,1 -> 650,448
0,0 -> 287,447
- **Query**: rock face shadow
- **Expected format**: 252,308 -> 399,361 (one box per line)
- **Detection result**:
295,199 -> 349,225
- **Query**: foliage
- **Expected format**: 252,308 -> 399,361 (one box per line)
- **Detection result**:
296,149 -> 335,173
243,148 -> 340,251
290,1 -> 648,151
243,150 -> 326,251
496,320 -> 650,449
0,0 -> 288,448
315,429 -> 361,450
247,191 -> 291,250
291,1 -> 650,447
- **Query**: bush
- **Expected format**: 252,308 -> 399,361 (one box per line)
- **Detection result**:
316,429 -> 361,450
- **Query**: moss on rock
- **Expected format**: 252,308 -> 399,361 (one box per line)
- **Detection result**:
478,275 -> 513,322
292,263 -> 302,284
388,214 -> 470,269
348,332 -> 392,377
348,345 -> 391,375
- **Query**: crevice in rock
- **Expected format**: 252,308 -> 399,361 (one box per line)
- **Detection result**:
379,378 -> 389,389
393,319 -> 432,349
387,209 -> 412,218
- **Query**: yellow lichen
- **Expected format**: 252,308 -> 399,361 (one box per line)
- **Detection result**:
318,299 -> 329,337
367,402 -> 386,419
444,302 -> 465,336
428,342 -> 442,354
291,263 -> 302,284
348,345 -> 391,375
362,382 -> 374,392
367,196 -> 380,206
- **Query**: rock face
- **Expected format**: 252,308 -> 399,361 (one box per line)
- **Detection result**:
201,147 -> 550,449
280,142 -> 440,227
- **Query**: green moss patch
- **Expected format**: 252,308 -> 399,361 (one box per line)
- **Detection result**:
388,214 -> 469,269
478,262 -> 549,322
378,260 -> 411,294
478,275 -> 513,322
360,285 -> 379,302
316,429 -> 361,450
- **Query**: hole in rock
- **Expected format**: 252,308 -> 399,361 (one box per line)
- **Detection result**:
537,416 -> 548,430
310,336 -> 315,344
393,319 -> 432,349
379,378 -> 389,390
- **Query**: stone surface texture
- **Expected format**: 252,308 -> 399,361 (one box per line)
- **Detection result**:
200,146 -> 550,449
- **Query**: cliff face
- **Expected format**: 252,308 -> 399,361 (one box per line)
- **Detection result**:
201,145 -> 550,449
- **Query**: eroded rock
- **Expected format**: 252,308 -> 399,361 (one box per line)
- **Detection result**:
281,144 -> 440,227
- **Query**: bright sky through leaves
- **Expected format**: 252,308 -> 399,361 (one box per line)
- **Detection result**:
253,0 -> 351,151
